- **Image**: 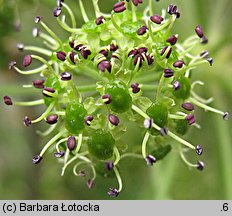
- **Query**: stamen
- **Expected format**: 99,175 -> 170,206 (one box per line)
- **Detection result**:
31,102 -> 55,124
132,105 -> 196,150
142,131 -> 150,158
39,131 -> 65,157
108,114 -> 120,126
113,147 -> 121,166
79,0 -> 89,23
190,97 -> 227,119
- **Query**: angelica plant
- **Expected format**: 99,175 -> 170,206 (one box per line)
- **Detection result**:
3,0 -> 229,197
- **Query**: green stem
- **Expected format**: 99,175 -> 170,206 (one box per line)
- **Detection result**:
24,46 -> 52,56
113,167 -> 122,192
113,147 -> 121,166
132,105 -> 196,149
31,102 -> 55,124
61,2 -> 76,28
40,131 -> 65,156
79,0 -> 89,23
15,99 -> 44,106
142,131 -> 150,158
40,21 -> 63,47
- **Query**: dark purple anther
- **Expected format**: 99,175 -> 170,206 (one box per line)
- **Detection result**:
23,116 -> 32,127
207,58 -> 213,66
173,80 -> 181,91
69,51 -> 76,64
161,46 -> 172,58
23,55 -> 32,67
84,115 -> 94,126
102,94 -> 112,104
131,0 -> 143,6
42,87 -> 55,97
131,83 -> 140,93
133,54 -> 143,67
33,79 -> 45,89
181,102 -> 195,111
164,69 -> 174,78
197,161 -> 204,171
167,4 -> 178,15
223,112 -> 229,120
195,25 -> 204,38
150,14 -> 163,24
110,44 -> 118,51
160,127 -> 168,136
67,136 -> 77,151
196,144 -> 203,155
53,7 -> 62,17
105,161 -> 114,171
99,49 -> 109,57
128,49 -> 138,57
61,72 -> 72,81
17,43 -> 24,51
3,96 -> 13,105
32,155 -> 43,164
108,188 -> 119,197
32,27 -> 40,37
98,60 -> 111,72
80,49 -> 91,59
144,118 -> 153,129
108,114 -> 120,126
54,151 -> 65,158
201,36 -> 208,44
34,16 -> 42,23
69,40 -> 74,48
87,179 -> 94,189
145,155 -> 156,166
137,25 -> 148,35
96,16 -> 105,25
146,54 -> 154,65
173,60 -> 185,68
8,61 -> 16,70
138,47 -> 148,54
166,35 -> 178,45
74,44 -> 84,51
200,50 -> 210,59
185,114 -> 195,125
46,114 -> 58,124
113,1 -> 126,13
56,51 -> 66,61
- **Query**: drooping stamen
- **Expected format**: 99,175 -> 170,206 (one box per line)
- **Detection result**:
60,2 -> 77,28
108,166 -> 122,197
142,131 -> 150,158
39,131 -> 66,157
190,97 -> 228,120
113,147 -> 121,166
31,102 -> 55,124
132,105 -> 196,150
79,0 -> 89,23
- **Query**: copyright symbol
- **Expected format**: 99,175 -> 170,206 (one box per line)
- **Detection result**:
3,203 -> 16,213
